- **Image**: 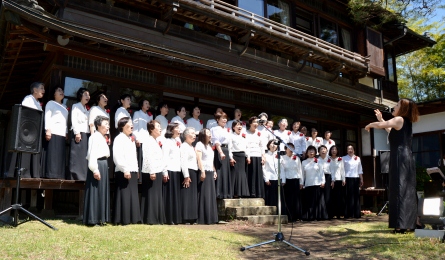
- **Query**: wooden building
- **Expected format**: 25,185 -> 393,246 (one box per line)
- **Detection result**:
0,0 -> 435,214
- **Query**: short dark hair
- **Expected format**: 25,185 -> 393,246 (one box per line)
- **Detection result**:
267,139 -> 276,151
50,86 -> 62,101
119,94 -> 131,106
318,145 -> 327,153
285,143 -> 294,151
306,145 -> 317,154
175,105 -> 185,115
156,102 -> 168,115
311,128 -> 318,133
215,112 -> 228,121
328,145 -> 338,156
138,99 -> 148,109
324,130 -> 331,135
346,144 -> 355,152
231,119 -> 242,131
76,87 -> 88,102
30,82 -> 44,94
117,117 -> 130,132
258,112 -> 268,119
165,123 -> 179,139
248,116 -> 258,125
198,128 -> 210,145
96,92 -> 107,104
148,120 -> 160,135
94,116 -> 109,129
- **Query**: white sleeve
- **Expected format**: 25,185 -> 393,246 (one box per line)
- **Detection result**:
88,107 -> 96,126
180,145 -> 190,178
44,102 -> 53,131
340,161 -> 345,182
21,96 -> 35,109
281,159 -> 286,183
298,159 -> 304,184
132,111 -> 142,140
142,140 -> 155,174
71,105 -> 80,135
210,127 -> 221,145
113,137 -> 130,173
358,159 -> 363,174
87,136 -> 100,174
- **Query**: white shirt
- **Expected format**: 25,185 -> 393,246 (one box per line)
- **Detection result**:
133,110 -> 152,143
290,131 -> 307,155
323,139 -> 335,153
44,100 -> 68,137
115,107 -> 131,129
263,151 -> 285,182
306,137 -> 323,154
206,119 -> 217,130
257,125 -> 274,151
226,120 -> 247,132
142,135 -> 168,176
329,157 -> 345,182
317,156 -> 331,175
246,129 -> 265,158
195,141 -> 215,171
113,132 -> 138,173
281,154 -> 303,183
89,106 -> 110,128
342,155 -> 363,178
186,117 -> 203,134
162,138 -> 181,172
155,115 -> 168,137
86,132 -> 110,174
170,115 -> 186,133
180,141 -> 198,178
22,94 -> 42,111
71,102 -> 90,134
302,157 -> 325,187
211,125 -> 231,146
273,129 -> 292,152
228,132 -> 249,160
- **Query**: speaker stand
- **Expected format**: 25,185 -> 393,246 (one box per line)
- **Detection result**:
377,201 -> 389,216
0,153 -> 57,230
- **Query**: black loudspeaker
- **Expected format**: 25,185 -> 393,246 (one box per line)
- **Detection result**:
7,104 -> 43,154
379,150 -> 390,174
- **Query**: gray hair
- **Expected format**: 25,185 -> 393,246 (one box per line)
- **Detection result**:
94,115 -> 109,129
258,112 -> 268,119
183,127 -> 195,137
30,82 -> 44,94
278,118 -> 288,125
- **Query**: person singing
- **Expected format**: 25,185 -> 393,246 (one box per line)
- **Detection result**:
365,99 -> 419,232
228,120 -> 250,198
281,143 -> 303,222
246,116 -> 266,198
342,145 -> 363,219
328,145 -> 345,219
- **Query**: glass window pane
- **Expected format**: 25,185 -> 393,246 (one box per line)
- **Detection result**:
267,0 -> 290,26
320,18 -> 338,45
413,135 -> 440,152
340,28 -> 351,51
64,77 -> 88,98
239,0 -> 264,17
346,129 -> 356,142
387,52 -> 395,82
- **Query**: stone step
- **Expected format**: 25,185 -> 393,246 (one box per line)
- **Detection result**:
217,198 -> 265,217
237,215 -> 288,225
226,206 -> 277,218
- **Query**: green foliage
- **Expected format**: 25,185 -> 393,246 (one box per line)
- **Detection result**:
348,0 -> 403,27
416,165 -> 430,191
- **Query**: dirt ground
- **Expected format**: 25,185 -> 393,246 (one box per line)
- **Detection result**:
185,215 -> 390,259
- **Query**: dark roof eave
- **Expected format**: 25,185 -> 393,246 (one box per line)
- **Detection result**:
393,29 -> 436,57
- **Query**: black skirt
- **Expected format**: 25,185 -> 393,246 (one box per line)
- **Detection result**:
83,158 -> 110,225
283,178 -> 302,221
264,180 -> 286,215
247,157 -> 265,199
69,131 -> 89,181
345,177 -> 361,218
302,185 -> 328,221
330,180 -> 346,218
113,171 -> 141,225
7,152 -> 42,178
180,169 -> 199,222
163,171 -> 182,225
140,172 -> 165,224
231,152 -> 250,197
198,170 -> 218,224
44,135 -> 66,179
322,174 -> 332,219
214,146 -> 232,199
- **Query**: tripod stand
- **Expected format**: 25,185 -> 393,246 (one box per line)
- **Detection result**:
240,130 -> 309,256
377,173 -> 389,216
0,152 -> 57,230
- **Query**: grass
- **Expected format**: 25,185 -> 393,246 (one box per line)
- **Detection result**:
323,220 -> 445,259
0,219 -> 257,259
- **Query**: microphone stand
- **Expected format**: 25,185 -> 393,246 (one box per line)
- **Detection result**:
241,125 -> 310,256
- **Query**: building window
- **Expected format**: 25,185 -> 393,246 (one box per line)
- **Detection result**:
238,0 -> 264,18
387,51 -> 395,82
320,18 -> 338,45
340,28 -> 351,51
296,7 -> 313,35
238,0 -> 290,26
413,133 -> 441,168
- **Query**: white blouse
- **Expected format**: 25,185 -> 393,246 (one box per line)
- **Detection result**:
342,155 -> 363,178
206,119 -> 217,130
22,94 -> 42,110
273,129 -> 291,152
226,120 -> 247,132
306,137 -> 323,154
113,132 -> 138,173
142,135 -> 167,176
162,138 -> 181,172
302,157 -> 326,187
257,125 -> 274,151
86,132 -> 110,174
317,156 -> 331,175
88,106 -> 109,128
133,110 -> 152,143
289,131 -> 307,155
246,129 -> 264,158
186,117 -> 203,134
180,141 -> 198,178
281,154 -> 303,183
115,107 -> 131,129
71,102 -> 90,134
211,125 -> 231,146
263,151 -> 285,182
329,157 -> 345,182
323,139 -> 336,153
170,115 -> 186,133
195,141 -> 215,171
44,100 -> 68,137
228,132 -> 249,160
155,115 -> 168,137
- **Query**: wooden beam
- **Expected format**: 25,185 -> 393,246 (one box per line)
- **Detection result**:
0,38 -> 24,102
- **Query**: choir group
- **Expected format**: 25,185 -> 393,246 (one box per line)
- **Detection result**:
16,82 -> 364,226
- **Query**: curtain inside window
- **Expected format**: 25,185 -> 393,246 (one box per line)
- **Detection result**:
267,0 -> 290,26
341,28 -> 351,51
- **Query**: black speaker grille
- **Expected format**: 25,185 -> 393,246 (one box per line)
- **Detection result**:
7,104 -> 43,154
20,121 -> 38,145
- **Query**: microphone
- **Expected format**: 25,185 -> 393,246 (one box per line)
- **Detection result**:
383,107 -> 393,113
258,115 -> 267,124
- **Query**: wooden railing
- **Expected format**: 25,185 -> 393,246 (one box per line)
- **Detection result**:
192,0 -> 367,66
